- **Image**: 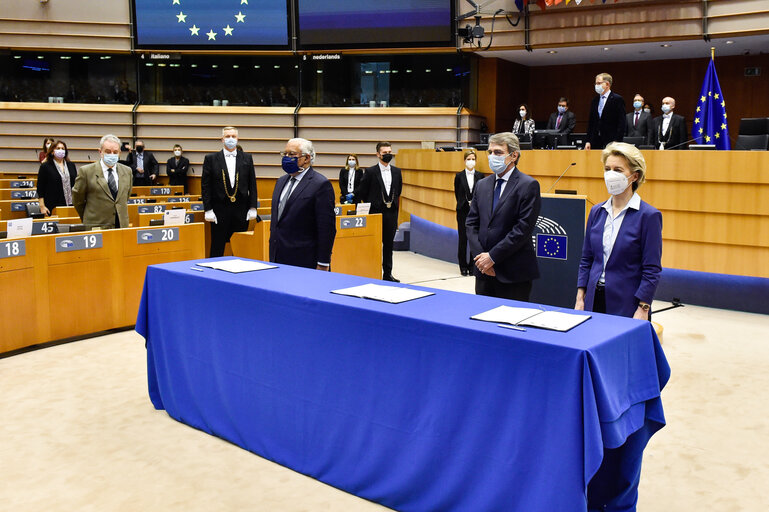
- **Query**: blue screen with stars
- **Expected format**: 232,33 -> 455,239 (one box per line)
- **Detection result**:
134,0 -> 288,48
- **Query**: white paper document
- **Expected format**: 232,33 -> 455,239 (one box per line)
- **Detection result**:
355,203 -> 371,215
7,217 -> 33,239
331,283 -> 434,304
163,209 -> 186,226
196,258 -> 277,273
471,305 -> 590,332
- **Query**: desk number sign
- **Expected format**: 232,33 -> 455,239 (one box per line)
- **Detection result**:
136,227 -> 179,244
55,233 -> 103,252
10,180 -> 35,188
11,189 -> 37,199
138,205 -> 166,214
340,216 -> 366,229
150,187 -> 172,195
0,239 -> 26,259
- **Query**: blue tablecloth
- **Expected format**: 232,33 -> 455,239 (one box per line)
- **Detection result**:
136,259 -> 669,512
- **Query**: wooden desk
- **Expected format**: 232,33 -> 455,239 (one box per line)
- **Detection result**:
0,223 -> 205,354
0,199 -> 37,220
229,213 -> 382,279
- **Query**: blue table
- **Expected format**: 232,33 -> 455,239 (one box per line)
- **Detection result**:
136,259 -> 669,512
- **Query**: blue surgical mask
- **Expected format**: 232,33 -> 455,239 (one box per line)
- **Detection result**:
487,154 -> 511,175
633,101 -> 643,109
661,104 -> 671,114
223,137 -> 238,150
557,106 -> 566,114
281,156 -> 300,174
594,84 -> 604,94
103,153 -> 119,167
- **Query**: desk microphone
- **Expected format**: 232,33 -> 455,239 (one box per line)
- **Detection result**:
663,137 -> 699,151
545,162 -> 577,193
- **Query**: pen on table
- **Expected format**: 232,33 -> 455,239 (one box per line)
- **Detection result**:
498,323 -> 526,332
190,267 -> 204,272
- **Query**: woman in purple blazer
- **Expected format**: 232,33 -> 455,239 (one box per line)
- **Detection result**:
575,141 -> 662,321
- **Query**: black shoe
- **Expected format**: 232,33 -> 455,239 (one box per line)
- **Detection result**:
383,274 -> 400,282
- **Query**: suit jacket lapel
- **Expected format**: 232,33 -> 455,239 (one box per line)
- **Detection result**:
490,169 -> 519,220
281,169 -> 313,220
94,166 -> 114,201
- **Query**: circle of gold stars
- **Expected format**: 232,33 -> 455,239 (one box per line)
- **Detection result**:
171,0 -> 248,41
693,91 -> 728,143
542,236 -> 562,257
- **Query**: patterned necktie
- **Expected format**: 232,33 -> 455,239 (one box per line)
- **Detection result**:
278,177 -> 296,219
107,168 -> 118,200
556,114 -> 562,129
492,178 -> 504,211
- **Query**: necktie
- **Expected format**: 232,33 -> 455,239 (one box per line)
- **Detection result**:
598,95 -> 606,117
107,168 -> 117,199
278,177 -> 296,219
556,114 -> 562,129
634,112 -> 639,127
492,178 -> 503,211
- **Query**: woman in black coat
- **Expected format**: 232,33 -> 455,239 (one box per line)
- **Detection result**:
338,154 -> 363,204
36,140 -> 77,216
453,149 -> 485,275
166,144 -> 190,192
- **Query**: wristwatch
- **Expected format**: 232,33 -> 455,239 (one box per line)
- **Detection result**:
638,302 -> 651,312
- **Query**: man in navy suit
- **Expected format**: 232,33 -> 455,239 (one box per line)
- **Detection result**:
466,132 -> 541,301
625,93 -> 654,145
201,127 -> 258,257
269,138 -> 336,270
585,73 -> 626,150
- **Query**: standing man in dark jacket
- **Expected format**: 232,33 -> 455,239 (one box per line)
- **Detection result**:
165,144 -> 190,192
585,73 -> 626,151
625,93 -> 654,145
125,139 -> 159,186
653,97 -> 688,150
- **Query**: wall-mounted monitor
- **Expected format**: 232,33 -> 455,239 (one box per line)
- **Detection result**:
133,0 -> 289,49
297,0 -> 454,50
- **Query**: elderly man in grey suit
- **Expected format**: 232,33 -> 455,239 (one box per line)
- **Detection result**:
72,134 -> 132,229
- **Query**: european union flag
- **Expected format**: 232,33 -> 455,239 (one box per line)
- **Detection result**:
536,234 -> 567,260
692,57 -> 731,150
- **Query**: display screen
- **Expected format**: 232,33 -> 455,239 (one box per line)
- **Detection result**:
133,0 -> 289,48
298,0 -> 454,49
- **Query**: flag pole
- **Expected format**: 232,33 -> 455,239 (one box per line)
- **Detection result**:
711,47 -> 715,60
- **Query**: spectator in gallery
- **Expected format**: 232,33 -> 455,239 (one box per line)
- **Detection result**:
546,97 -> 576,135
37,140 -> 77,216
512,104 -> 535,136
166,144 -> 190,192
125,139 -> 159,186
338,154 -> 364,204
39,137 -> 55,163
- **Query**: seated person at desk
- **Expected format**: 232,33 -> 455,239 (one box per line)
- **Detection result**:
512,104 -> 535,137
126,140 -> 159,185
166,144 -> 190,192
338,154 -> 363,204
545,97 -> 576,136
72,134 -> 132,229
37,140 -> 77,216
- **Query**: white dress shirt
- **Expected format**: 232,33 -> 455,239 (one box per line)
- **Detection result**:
600,192 -> 641,283
378,161 -> 392,195
465,169 -> 475,191
223,148 -> 237,187
346,168 -> 356,193
100,159 -> 118,194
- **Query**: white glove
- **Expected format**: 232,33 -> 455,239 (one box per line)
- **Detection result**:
246,208 -> 257,221
204,210 -> 217,224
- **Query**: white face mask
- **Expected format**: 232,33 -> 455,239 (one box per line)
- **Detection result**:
347,159 -> 356,167
604,171 -> 630,195
174,150 -> 182,157
661,104 -> 672,114
519,110 -> 527,118
488,154 -> 511,175
594,83 -> 605,95
223,137 -> 238,150
465,159 -> 476,170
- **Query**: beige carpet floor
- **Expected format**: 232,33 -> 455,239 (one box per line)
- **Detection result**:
1,251 -> 768,511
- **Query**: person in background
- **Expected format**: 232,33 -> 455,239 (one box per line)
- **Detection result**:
39,137 -> 55,163
166,144 -> 190,193
338,154 -> 363,204
201,127 -> 258,258
574,141 -> 662,511
37,140 -> 77,216
466,132 -> 541,301
546,97 -> 576,135
269,138 -> 336,270
512,104 -> 535,137
653,97 -> 688,150
454,149 -> 486,276
125,139 -> 159,186
585,73 -> 626,150
356,141 -> 403,282
625,93 -> 654,146
72,134 -> 132,229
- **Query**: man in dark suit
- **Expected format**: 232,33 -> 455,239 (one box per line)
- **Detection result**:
466,132 -> 541,301
585,73 -> 626,151
545,97 -> 576,146
653,96 -> 688,150
125,139 -> 159,186
625,93 -> 654,145
201,127 -> 258,257
269,138 -> 336,270
356,141 -> 403,282
165,144 -> 190,192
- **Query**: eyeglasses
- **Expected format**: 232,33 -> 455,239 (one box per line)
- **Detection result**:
280,152 -> 307,158
487,150 -> 511,157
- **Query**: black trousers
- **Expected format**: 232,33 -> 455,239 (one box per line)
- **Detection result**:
381,208 -> 398,277
594,283 -> 652,320
475,277 -> 532,302
209,202 -> 248,258
456,209 -> 471,272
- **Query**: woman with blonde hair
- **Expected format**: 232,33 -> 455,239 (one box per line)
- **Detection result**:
453,148 -> 485,275
339,154 -> 363,204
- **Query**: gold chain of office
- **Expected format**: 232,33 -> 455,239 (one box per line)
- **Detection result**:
222,169 -> 238,202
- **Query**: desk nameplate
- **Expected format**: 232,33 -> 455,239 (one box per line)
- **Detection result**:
138,204 -> 166,214
55,233 -> 103,252
137,227 -> 179,244
11,202 -> 30,211
11,190 -> 37,199
32,221 -> 59,235
340,216 -> 366,229
167,197 -> 191,203
10,180 -> 35,188
150,187 -> 172,195
0,239 -> 26,258
128,198 -> 147,204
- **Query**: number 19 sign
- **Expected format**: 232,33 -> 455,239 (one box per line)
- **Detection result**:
55,233 -> 103,252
